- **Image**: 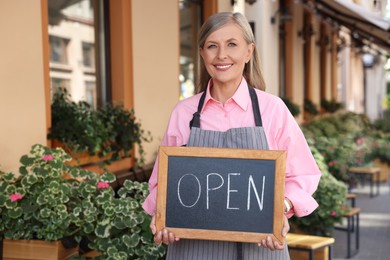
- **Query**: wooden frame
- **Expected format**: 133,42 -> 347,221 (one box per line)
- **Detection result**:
156,146 -> 286,243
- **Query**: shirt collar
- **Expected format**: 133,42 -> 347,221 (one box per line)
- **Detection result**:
202,77 -> 250,112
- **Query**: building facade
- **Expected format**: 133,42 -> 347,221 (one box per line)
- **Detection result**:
0,0 -> 388,172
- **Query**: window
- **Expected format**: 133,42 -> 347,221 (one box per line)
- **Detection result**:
85,81 -> 96,108
179,0 -> 203,98
49,36 -> 69,64
48,0 -> 109,108
82,42 -> 95,68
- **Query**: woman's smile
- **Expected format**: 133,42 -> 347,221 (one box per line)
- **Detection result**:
214,64 -> 233,70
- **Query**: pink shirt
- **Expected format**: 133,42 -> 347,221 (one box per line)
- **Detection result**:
143,78 -> 321,218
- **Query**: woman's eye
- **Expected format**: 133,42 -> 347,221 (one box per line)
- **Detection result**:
228,42 -> 237,47
207,44 -> 217,49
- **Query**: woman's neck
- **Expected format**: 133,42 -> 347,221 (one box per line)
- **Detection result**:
210,78 -> 242,104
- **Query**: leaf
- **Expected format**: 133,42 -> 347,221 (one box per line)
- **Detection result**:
122,233 -> 140,248
112,217 -> 126,230
100,172 -> 116,183
20,155 -> 34,166
83,222 -> 94,234
95,223 -> 111,238
9,207 -> 23,218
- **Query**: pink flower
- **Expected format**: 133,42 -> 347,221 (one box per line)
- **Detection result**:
97,181 -> 110,189
330,211 -> 337,217
10,193 -> 23,202
42,154 -> 54,161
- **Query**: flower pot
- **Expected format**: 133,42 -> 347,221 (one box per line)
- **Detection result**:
372,159 -> 390,182
2,239 -> 78,260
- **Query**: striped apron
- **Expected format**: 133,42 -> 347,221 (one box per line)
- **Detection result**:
166,86 -> 290,260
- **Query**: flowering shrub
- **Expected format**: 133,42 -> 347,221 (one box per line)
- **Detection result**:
0,144 -> 165,259
366,132 -> 390,165
302,112 -> 373,181
290,142 -> 348,237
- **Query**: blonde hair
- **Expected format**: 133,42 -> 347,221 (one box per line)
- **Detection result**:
197,12 -> 266,93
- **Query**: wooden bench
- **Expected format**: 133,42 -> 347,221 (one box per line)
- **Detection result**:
348,167 -> 380,197
287,233 -> 335,260
334,207 -> 361,258
346,193 -> 357,207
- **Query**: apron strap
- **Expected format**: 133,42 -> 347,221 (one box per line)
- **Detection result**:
248,86 -> 263,127
189,89 -> 207,128
189,85 -> 263,129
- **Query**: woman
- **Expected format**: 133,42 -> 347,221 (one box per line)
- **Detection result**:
143,12 -> 321,259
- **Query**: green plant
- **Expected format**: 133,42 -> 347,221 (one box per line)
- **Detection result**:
366,132 -> 390,165
281,97 -> 301,117
82,180 -> 166,260
49,88 -> 110,156
373,109 -> 390,132
0,144 -> 165,259
290,143 -> 348,237
320,99 -> 344,113
301,112 -> 374,181
48,88 -> 151,165
304,99 -> 319,116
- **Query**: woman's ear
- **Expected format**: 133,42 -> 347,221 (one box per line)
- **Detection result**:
199,47 -> 204,60
246,43 -> 254,63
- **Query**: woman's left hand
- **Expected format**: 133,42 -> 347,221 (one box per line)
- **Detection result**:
258,214 -> 290,250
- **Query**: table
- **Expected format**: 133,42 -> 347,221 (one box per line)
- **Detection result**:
287,233 -> 335,260
334,207 -> 361,258
348,167 -> 380,198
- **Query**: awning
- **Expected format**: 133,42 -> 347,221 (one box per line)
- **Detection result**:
304,0 -> 390,52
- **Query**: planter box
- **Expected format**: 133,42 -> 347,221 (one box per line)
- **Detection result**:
2,239 -> 78,260
372,159 -> 390,182
51,140 -> 134,175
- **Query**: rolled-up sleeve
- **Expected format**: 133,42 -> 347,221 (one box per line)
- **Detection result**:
265,97 -> 321,218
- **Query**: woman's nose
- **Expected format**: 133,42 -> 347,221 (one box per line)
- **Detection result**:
217,47 -> 227,59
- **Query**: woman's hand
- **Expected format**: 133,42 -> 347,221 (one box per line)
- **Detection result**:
150,215 -> 179,245
258,214 -> 290,250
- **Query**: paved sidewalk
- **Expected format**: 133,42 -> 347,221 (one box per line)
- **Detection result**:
333,181 -> 390,260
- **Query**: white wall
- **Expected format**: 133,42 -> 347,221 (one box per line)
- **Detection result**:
0,1 -> 47,172
132,1 -> 180,164
365,57 -> 387,120
246,0 -> 280,95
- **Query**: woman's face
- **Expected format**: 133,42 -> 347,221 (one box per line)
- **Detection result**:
200,23 -> 253,87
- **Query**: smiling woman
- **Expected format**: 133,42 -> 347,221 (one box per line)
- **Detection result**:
143,12 -> 321,260
199,23 -> 254,102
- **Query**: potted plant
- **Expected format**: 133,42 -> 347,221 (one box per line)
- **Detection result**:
320,99 -> 344,113
281,97 -> 301,117
0,144 -> 165,260
304,98 -> 319,121
48,88 -> 151,167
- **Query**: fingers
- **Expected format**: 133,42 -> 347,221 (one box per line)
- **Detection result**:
282,215 -> 290,237
151,221 -> 178,245
150,215 -> 156,235
258,236 -> 285,251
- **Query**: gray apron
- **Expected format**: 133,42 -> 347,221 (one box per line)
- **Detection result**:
166,86 -> 290,260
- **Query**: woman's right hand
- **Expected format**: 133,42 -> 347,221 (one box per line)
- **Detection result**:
150,215 -> 179,245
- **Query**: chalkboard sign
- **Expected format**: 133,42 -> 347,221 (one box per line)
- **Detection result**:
156,146 -> 286,243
